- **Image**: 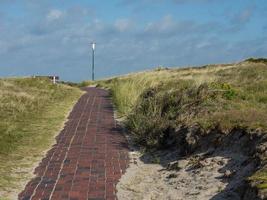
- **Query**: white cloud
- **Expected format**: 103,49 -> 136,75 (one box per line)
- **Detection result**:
145,15 -> 174,32
0,1 -> 265,82
119,0 -> 219,6
46,9 -> 64,22
141,15 -> 220,38
234,8 -> 253,24
115,19 -> 133,32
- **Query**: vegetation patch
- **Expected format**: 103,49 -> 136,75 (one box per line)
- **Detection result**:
245,57 -> 267,64
249,169 -> 267,190
0,78 -> 82,199
97,59 -> 267,197
98,60 -> 267,141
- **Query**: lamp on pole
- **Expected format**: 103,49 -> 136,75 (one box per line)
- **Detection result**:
91,42 -> 96,81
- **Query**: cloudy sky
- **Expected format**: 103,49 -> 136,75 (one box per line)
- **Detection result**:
0,0 -> 266,82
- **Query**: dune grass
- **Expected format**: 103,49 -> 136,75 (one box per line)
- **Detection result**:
249,169 -> 267,190
97,58 -> 267,191
0,77 -> 82,199
98,60 -> 267,133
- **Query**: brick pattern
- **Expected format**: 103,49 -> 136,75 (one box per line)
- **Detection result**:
19,88 -> 129,200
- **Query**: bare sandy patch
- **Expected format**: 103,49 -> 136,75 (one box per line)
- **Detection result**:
117,144 -> 254,200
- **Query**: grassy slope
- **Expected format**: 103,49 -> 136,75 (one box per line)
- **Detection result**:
97,59 -> 267,191
0,78 -> 82,199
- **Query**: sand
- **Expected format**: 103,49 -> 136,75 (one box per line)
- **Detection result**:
116,145 -> 253,200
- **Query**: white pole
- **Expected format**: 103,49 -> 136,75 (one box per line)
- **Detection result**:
91,42 -> 96,81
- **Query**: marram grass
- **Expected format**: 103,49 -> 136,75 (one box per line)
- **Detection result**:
0,77 -> 82,199
97,59 -> 267,192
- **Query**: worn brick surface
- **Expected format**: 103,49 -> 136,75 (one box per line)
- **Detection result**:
19,88 -> 129,200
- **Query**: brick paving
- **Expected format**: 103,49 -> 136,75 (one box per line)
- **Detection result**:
19,88 -> 129,200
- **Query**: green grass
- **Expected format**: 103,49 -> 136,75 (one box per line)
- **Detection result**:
245,57 -> 267,64
60,80 -> 95,88
98,61 -> 267,135
96,58 -> 267,191
249,168 -> 267,192
0,77 -> 82,199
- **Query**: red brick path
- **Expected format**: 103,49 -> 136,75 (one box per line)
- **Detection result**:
19,88 -> 129,200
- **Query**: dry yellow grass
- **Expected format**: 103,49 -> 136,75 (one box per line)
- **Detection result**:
0,78 -> 83,199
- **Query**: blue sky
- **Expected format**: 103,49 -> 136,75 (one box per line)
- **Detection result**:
0,0 -> 266,82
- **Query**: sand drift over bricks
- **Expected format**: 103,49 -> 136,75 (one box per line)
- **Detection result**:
19,87 -> 129,200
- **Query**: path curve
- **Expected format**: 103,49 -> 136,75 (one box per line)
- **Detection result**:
19,87 -> 129,200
